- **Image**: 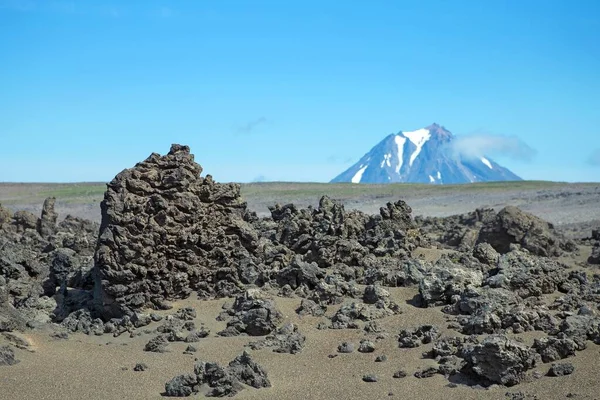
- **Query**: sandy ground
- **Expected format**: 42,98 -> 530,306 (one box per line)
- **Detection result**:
2,282 -> 600,400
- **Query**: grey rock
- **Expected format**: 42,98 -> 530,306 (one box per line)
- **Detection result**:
414,366 -> 439,378
94,144 -> 261,318
398,325 -> 441,348
362,374 -> 379,382
338,341 -> 354,353
144,335 -> 169,353
164,373 -> 198,397
134,363 -> 148,371
218,289 -> 283,336
548,362 -> 575,377
0,345 -> 18,366
477,206 -> 572,257
460,335 -> 540,386
393,370 -> 407,378
532,337 -> 578,363
248,323 -> 306,354
358,339 -> 375,353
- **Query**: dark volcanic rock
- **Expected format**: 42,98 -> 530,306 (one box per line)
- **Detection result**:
134,362 -> 148,371
166,351 -> 270,397
338,341 -> 354,353
398,325 -> 441,348
0,345 -> 19,366
144,334 -> 169,353
94,144 -> 260,318
358,339 -> 376,353
330,299 -> 399,329
227,351 -> 271,389
419,255 -> 483,306
486,251 -> 569,299
218,289 -> 283,336
447,287 -> 560,335
37,197 -> 58,238
532,337 -> 578,363
476,206 -> 573,257
589,242 -> 600,265
164,373 -> 198,397
414,366 -> 439,378
548,362 -> 575,377
460,335 -> 540,386
296,299 -> 327,317
393,369 -> 407,378
248,323 -> 305,354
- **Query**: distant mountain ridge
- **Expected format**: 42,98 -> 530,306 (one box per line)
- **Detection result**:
331,123 -> 522,184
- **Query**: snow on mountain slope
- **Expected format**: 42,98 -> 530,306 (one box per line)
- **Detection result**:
330,123 -> 522,184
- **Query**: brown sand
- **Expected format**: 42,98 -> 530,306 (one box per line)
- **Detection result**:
2,280 -> 599,400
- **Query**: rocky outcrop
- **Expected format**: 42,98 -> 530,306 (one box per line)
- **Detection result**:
460,335 -> 540,386
476,206 -> 574,257
0,345 -> 19,366
0,199 -> 98,329
248,323 -> 305,354
93,144 -> 261,318
398,325 -> 441,348
486,251 -> 570,298
217,289 -> 283,336
37,197 -> 58,238
418,255 -> 483,306
164,351 -> 270,397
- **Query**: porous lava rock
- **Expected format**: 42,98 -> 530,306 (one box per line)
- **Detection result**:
398,325 -> 441,348
476,206 -> 574,257
164,351 -> 270,397
93,144 -> 261,318
460,335 -> 540,386
217,289 -> 283,336
1,199 -> 98,329
248,323 -> 305,354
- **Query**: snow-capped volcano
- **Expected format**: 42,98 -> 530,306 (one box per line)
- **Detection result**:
330,123 -> 522,184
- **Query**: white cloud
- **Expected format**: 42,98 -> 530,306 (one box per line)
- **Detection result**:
450,134 -> 536,162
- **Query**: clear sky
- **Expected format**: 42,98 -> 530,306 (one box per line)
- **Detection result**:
1,0 -> 599,183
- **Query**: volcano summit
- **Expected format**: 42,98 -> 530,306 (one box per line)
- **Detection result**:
331,124 -> 522,184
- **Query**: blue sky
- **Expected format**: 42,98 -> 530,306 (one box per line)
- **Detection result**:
1,0 -> 599,183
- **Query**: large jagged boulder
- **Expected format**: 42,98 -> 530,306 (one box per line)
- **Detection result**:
476,206 -> 573,257
164,351 -> 270,397
93,144 -> 261,318
217,289 -> 283,336
460,335 -> 540,386
486,251 -> 570,298
418,255 -> 483,306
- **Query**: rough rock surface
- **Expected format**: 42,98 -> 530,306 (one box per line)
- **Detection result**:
460,335 -> 540,386
218,289 -> 283,336
164,351 -> 270,397
476,206 -> 574,257
94,144 -> 261,318
0,345 -> 19,366
419,255 -> 483,306
398,325 -> 441,348
1,200 -> 98,330
248,323 -> 305,354
548,362 -> 574,377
